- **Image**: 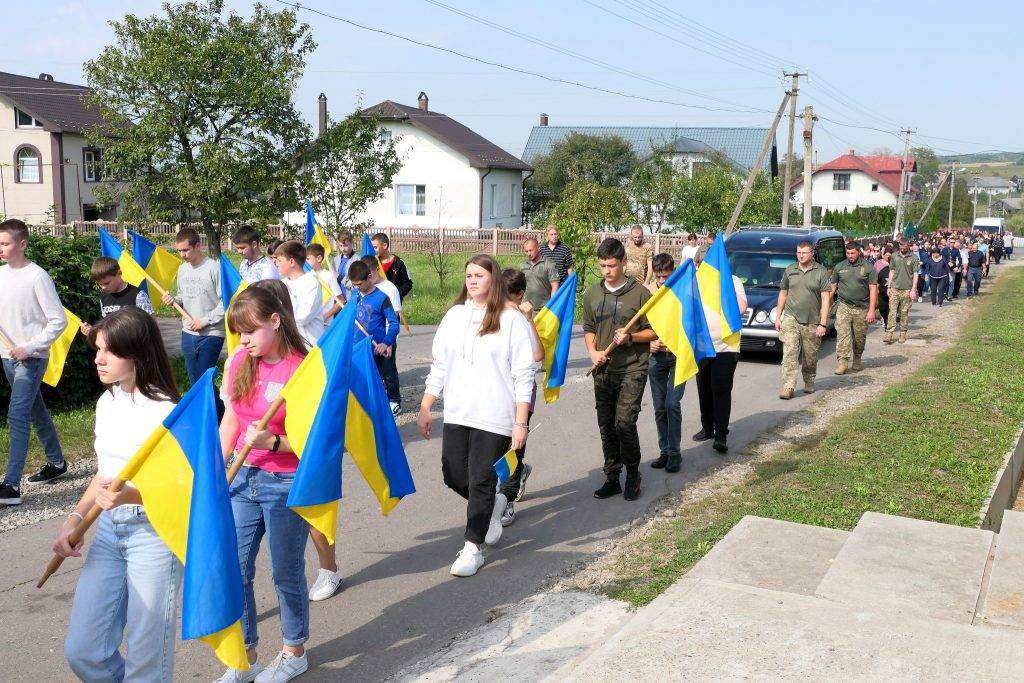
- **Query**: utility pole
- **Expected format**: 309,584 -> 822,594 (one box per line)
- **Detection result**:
947,167 -> 956,230
892,128 -> 914,239
780,71 -> 805,227
802,106 -> 815,228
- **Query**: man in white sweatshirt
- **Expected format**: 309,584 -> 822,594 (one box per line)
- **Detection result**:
274,240 -> 325,347
0,219 -> 68,505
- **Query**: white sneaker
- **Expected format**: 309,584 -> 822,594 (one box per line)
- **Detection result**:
450,542 -> 485,577
485,493 -> 507,545
214,661 -> 263,683
254,651 -> 308,683
308,568 -> 343,602
390,401 -> 401,416
501,501 -> 516,527
515,463 -> 533,502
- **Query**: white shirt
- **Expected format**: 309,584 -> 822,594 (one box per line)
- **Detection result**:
703,275 -> 748,353
94,385 -> 176,483
681,245 -> 699,262
376,279 -> 402,313
0,262 -> 66,359
425,303 -> 535,437
284,272 -> 326,346
239,256 -> 280,285
315,269 -> 343,299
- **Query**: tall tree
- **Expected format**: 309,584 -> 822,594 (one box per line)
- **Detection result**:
85,0 -> 316,254
910,146 -> 940,190
629,149 -> 679,233
669,163 -> 781,233
526,133 -> 638,215
298,110 -> 401,236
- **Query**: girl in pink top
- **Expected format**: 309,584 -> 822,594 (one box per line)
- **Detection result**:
216,287 -> 312,682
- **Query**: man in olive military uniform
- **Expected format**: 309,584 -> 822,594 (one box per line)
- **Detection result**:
884,240 -> 919,344
830,241 -> 878,375
775,240 -> 831,399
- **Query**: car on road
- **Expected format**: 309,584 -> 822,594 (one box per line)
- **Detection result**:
726,226 -> 846,359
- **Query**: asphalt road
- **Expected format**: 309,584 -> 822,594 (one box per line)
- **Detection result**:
0,293 -> 956,681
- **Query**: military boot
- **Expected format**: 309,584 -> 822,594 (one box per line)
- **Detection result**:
883,331 -> 894,344
899,331 -> 908,344
779,387 -> 795,400
852,356 -> 863,372
834,360 -> 849,375
803,380 -> 815,394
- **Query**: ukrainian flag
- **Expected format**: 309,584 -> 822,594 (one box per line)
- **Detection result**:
493,448 -> 518,486
41,307 -> 76,387
305,200 -> 333,262
98,227 -> 150,290
360,232 -> 386,280
117,368 -> 247,670
130,229 -> 181,293
696,234 -> 744,347
219,255 -> 247,355
533,272 -> 577,403
638,259 -> 716,386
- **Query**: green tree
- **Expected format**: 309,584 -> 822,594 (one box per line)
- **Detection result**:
84,0 -> 316,254
1007,213 -> 1024,233
629,149 -> 680,233
670,163 -> 782,233
910,147 -> 939,190
298,110 -> 401,236
536,180 -> 633,289
526,133 -> 637,215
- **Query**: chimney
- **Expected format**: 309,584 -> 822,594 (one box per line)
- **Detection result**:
417,91 -> 429,112
539,113 -> 548,126
318,93 -> 327,136
848,149 -> 855,155
38,73 -> 53,81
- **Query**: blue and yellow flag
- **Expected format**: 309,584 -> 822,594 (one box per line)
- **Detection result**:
345,336 -> 415,516
130,229 -> 181,293
99,227 -> 150,290
638,259 -> 716,386
41,307 -> 77,387
219,255 -> 247,355
696,234 -> 743,347
305,200 -> 333,262
494,448 -> 518,486
282,301 -> 358,542
533,272 -> 577,403
360,232 -> 386,280
117,369 -> 247,670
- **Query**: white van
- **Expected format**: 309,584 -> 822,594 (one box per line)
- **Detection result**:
973,217 -> 1005,235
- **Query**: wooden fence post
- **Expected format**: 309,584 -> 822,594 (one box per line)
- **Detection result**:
654,232 -> 661,254
492,228 -> 498,256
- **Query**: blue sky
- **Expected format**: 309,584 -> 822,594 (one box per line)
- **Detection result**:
6,1 -> 1021,162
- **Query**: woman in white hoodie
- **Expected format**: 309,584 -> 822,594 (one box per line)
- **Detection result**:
418,255 -> 535,577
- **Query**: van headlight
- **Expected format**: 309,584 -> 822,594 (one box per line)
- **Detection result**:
754,310 -> 769,324
769,307 -> 778,323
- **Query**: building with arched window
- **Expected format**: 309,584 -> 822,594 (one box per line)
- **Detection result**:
0,71 -> 127,223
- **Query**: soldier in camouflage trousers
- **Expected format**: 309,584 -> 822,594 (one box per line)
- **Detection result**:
885,242 -> 919,343
830,242 -> 878,375
775,241 -> 831,399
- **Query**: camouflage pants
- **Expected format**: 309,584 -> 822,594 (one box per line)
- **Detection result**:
886,289 -> 912,333
780,316 -> 821,389
835,301 -> 868,361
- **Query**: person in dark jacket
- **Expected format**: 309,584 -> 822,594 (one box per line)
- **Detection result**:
924,248 -> 952,306
941,241 -> 962,302
372,232 -> 413,300
965,242 -> 986,296
875,247 -> 892,330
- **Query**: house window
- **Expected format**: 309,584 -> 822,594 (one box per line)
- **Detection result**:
84,149 -> 103,182
489,183 -> 497,219
833,173 -> 851,191
381,130 -> 393,145
396,184 -> 426,216
15,146 -> 41,183
511,183 -> 519,215
871,182 -> 879,192
15,108 -> 43,128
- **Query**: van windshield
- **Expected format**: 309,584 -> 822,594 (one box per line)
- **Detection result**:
728,251 -> 795,288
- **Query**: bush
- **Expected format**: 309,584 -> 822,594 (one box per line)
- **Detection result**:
0,236 -> 103,419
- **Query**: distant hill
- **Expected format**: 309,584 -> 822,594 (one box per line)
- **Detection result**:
937,151 -> 1023,163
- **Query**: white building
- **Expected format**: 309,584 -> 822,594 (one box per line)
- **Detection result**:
967,176 -> 1014,197
790,150 -> 918,214
349,93 -> 531,229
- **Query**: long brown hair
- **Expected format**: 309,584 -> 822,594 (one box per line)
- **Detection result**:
226,288 -> 308,403
455,254 -> 509,336
88,308 -> 180,402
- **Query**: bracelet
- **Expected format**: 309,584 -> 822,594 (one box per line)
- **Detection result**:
68,512 -> 84,523
817,324 -> 827,328
514,422 -> 530,429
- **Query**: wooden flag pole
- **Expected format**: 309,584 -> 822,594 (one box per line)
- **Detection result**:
145,273 -> 195,323
584,306 -> 651,377
0,328 -> 14,351
399,309 -> 411,334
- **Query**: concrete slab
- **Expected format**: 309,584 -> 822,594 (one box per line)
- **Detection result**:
815,511 -> 994,624
563,578 -> 1024,682
980,510 -> 1024,630
685,515 -> 848,595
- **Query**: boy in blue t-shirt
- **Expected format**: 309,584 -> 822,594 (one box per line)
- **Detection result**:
347,260 -> 402,414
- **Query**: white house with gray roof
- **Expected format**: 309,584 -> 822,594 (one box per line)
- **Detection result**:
966,176 -> 1014,196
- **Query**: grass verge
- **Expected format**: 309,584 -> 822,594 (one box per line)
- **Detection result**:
606,266 -> 1024,607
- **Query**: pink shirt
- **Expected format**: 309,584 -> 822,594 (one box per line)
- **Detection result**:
223,349 -> 305,472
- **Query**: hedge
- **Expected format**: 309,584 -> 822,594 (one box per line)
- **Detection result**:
1,236 -> 103,419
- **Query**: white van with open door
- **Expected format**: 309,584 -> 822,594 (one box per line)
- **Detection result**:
973,217 -> 1005,235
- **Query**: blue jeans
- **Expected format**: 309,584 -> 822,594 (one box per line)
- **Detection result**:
2,356 -> 64,486
65,505 -> 181,682
648,352 -> 686,457
967,267 -> 983,296
230,466 -> 309,649
181,332 -> 224,385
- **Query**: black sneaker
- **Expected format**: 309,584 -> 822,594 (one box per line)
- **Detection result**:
665,455 -> 682,473
692,429 -> 713,442
713,436 -> 729,453
593,478 -> 622,499
26,461 -> 68,486
623,471 -> 642,501
650,454 -> 668,469
0,482 -> 21,505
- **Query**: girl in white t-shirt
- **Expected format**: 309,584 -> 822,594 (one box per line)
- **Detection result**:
54,307 -> 181,682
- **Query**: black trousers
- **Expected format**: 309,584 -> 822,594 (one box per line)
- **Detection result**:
594,370 -> 648,479
696,351 -> 739,439
952,271 -> 963,297
441,424 -> 511,544
373,341 -> 401,405
929,275 -> 948,305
